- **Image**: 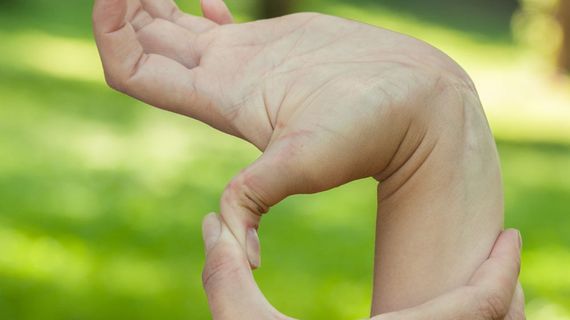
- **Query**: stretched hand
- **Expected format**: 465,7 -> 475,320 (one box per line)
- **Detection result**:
201,213 -> 525,320
93,0 -> 489,270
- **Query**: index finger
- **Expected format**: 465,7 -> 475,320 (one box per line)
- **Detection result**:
93,0 -> 210,119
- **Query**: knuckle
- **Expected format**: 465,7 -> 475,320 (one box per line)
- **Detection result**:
202,243 -> 243,291
103,71 -> 126,92
476,290 -> 510,320
222,173 -> 269,217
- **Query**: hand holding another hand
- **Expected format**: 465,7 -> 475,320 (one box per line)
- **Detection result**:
93,1 -> 524,318
201,213 -> 525,320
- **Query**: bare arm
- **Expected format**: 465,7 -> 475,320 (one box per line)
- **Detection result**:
201,214 -> 524,319
372,82 -> 503,312
92,0 -> 504,311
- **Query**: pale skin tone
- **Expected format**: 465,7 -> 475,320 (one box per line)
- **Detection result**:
93,0 -> 516,316
201,214 -> 525,319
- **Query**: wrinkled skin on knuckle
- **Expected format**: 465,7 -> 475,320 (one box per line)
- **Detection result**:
103,69 -> 127,93
476,289 -> 510,320
222,173 -> 269,217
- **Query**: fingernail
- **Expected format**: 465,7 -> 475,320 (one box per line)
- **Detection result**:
203,213 -> 222,251
517,230 -> 523,250
247,228 -> 261,269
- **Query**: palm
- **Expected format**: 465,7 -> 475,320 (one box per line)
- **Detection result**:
95,0 -> 465,148
94,0 -> 479,268
197,13 -> 421,151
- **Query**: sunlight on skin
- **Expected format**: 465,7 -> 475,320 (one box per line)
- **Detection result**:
1,11 -> 567,146
310,3 -> 519,67
1,50 -> 374,261
0,1 -> 568,317
320,3 -> 570,145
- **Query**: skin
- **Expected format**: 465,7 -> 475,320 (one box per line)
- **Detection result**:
202,213 -> 525,319
93,0 -> 506,314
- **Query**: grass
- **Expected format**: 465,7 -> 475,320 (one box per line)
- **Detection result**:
0,0 -> 569,319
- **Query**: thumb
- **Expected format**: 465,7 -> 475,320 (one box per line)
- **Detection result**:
373,229 -> 523,320
220,142 -> 312,268
201,213 -> 283,320
93,0 -> 127,34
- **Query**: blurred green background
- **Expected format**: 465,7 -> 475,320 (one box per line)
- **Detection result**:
0,0 -> 569,319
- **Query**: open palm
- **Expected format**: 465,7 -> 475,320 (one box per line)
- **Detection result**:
93,5 -> 502,313
94,0 -> 469,145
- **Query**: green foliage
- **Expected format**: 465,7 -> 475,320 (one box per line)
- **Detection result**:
0,0 -> 568,319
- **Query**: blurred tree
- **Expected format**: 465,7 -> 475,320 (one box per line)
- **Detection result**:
0,0 -> 15,8
513,0 -> 569,74
558,0 -> 570,72
258,0 -> 295,18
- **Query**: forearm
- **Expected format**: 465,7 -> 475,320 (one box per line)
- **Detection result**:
370,81 -> 503,314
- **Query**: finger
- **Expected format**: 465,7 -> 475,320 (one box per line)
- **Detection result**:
373,230 -> 523,320
135,17 -> 201,68
220,128 -> 334,267
93,0 -> 147,89
506,283 -> 526,320
371,288 -> 473,319
201,213 -> 283,319
465,229 -> 522,319
201,0 -> 234,25
94,1 -> 225,127
93,0 -> 129,34
220,119 -> 386,268
220,151 -> 299,269
105,1 -> 201,73
468,229 -> 522,306
140,0 -> 218,33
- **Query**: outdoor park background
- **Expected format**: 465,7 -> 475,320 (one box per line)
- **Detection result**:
0,0 -> 569,319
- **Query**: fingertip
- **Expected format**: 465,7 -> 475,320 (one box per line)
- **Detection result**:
492,229 -> 522,257
93,0 -> 127,34
203,213 -> 222,251
201,0 -> 234,25
203,212 -> 219,223
516,229 -> 523,250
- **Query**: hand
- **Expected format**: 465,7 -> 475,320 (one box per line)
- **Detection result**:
201,213 -> 525,320
93,0 -> 490,270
